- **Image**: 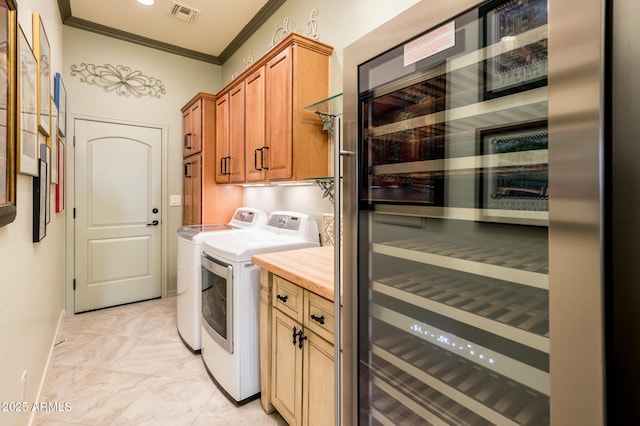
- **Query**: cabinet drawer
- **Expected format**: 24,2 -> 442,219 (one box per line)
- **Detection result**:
273,276 -> 304,322
304,292 -> 337,344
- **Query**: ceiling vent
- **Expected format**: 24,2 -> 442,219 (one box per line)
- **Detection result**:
170,1 -> 200,23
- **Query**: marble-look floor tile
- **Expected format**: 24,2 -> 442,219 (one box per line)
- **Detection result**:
105,338 -> 207,381
113,376 -> 218,425
192,395 -> 287,426
35,297 -> 285,426
35,364 -> 154,425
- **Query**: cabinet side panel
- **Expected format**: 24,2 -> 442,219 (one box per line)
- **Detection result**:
291,44 -> 330,180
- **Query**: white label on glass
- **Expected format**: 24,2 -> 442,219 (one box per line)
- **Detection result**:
404,21 -> 455,66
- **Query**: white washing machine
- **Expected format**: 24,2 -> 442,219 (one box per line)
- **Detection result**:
176,208 -> 267,352
200,211 -> 320,404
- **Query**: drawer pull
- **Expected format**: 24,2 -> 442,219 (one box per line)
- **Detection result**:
276,294 -> 288,303
310,314 -> 325,325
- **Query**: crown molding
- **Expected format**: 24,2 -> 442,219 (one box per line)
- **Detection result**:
218,0 -> 286,63
57,0 -> 285,65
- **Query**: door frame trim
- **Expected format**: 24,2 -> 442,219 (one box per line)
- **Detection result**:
65,113 -> 169,315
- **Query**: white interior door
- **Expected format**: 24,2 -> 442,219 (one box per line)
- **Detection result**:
74,119 -> 162,313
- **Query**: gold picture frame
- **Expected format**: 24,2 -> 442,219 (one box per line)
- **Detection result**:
0,0 -> 17,227
17,24 -> 37,176
33,12 -> 50,137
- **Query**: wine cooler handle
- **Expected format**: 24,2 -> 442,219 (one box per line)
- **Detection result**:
310,314 -> 325,325
333,116 -> 343,426
276,294 -> 288,303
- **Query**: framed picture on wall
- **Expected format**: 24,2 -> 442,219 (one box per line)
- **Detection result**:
50,96 -> 58,183
55,136 -> 64,212
54,72 -> 66,137
481,0 -> 548,100
40,142 -> 50,224
477,120 -> 549,226
33,12 -> 50,136
0,0 -> 18,228
33,157 -> 46,242
17,25 -> 38,177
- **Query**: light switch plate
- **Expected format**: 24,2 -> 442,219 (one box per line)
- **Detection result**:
170,195 -> 182,206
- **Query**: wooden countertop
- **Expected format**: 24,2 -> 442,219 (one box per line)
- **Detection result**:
252,245 -> 338,303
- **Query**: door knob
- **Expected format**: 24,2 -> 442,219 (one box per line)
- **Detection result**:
146,220 -> 159,226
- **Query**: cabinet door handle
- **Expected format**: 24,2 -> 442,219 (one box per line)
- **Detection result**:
220,158 -> 225,176
184,163 -> 191,178
310,314 -> 325,325
292,326 -> 298,345
184,133 -> 192,149
225,157 -> 231,175
276,294 -> 288,303
254,148 -> 263,171
261,146 -> 269,170
297,331 -> 307,350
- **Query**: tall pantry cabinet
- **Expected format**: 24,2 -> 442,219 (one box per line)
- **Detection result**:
181,92 -> 242,225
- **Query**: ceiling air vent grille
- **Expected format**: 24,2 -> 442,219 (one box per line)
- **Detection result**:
170,1 -> 200,23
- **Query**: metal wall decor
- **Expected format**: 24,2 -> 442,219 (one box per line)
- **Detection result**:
70,63 -> 166,98
268,8 -> 318,47
231,50 -> 256,80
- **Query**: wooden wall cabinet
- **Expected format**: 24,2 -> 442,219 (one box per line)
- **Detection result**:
245,67 -> 267,182
181,92 -> 242,225
215,83 -> 246,183
267,274 -> 336,426
182,154 -> 202,225
182,97 -> 203,157
217,34 -> 334,183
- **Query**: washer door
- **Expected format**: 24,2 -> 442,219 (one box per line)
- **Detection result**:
201,253 -> 233,354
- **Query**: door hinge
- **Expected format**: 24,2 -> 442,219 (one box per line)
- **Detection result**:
73,136 -> 76,148
73,208 -> 76,219
73,279 -> 76,291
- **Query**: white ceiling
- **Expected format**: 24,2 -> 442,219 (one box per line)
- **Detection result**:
60,0 -> 285,64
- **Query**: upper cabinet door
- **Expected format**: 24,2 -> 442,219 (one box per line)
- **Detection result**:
215,93 -> 230,183
229,82 -> 246,183
183,100 -> 202,157
245,67 -> 267,182
265,46 -> 293,180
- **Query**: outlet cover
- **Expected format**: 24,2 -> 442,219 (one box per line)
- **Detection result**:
170,195 -> 182,206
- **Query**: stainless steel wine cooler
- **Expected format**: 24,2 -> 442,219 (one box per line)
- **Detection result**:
342,0 -> 606,424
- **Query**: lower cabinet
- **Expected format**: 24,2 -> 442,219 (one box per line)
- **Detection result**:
265,274 -> 336,426
302,328 -> 335,426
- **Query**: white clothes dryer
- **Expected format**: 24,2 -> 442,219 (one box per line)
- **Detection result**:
176,208 -> 267,352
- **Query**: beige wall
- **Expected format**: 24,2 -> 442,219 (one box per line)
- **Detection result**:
0,1 -> 65,425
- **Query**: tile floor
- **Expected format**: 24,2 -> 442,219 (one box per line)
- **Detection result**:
34,297 -> 286,426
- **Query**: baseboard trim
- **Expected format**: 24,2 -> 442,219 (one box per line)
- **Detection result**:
28,309 -> 65,426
